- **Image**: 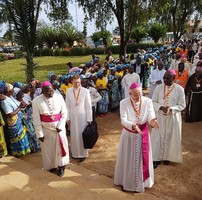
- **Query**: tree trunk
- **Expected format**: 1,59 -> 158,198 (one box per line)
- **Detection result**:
119,35 -> 127,57
118,19 -> 127,57
25,51 -> 35,83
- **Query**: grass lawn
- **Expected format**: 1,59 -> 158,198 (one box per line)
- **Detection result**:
0,55 -> 108,83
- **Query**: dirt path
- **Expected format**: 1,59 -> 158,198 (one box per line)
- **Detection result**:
73,110 -> 202,200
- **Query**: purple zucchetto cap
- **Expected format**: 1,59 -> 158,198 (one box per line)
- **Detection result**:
129,82 -> 141,90
167,70 -> 176,75
41,81 -> 52,87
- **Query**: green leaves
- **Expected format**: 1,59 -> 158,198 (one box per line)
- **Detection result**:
148,23 -> 167,43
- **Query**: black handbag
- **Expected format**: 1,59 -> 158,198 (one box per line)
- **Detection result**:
82,121 -> 98,149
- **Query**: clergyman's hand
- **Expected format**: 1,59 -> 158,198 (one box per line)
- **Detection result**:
132,124 -> 143,135
150,118 -> 159,130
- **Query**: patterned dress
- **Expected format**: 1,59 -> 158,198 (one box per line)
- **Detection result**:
108,74 -> 121,110
0,111 -> 7,157
1,96 -> 31,157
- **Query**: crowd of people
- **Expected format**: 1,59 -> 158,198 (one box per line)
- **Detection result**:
0,39 -> 202,192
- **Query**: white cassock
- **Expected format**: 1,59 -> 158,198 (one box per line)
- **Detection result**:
151,83 -> 186,163
121,73 -> 140,98
114,96 -> 155,192
149,68 -> 166,98
32,93 -> 69,170
66,87 -> 92,158
169,59 -> 181,70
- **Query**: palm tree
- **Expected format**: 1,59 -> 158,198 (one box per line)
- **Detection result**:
38,26 -> 56,48
54,27 -> 65,48
63,25 -> 84,48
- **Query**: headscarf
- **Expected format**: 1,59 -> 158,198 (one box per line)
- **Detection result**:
13,87 -> 21,98
5,83 -> 13,92
48,71 -> 55,80
0,80 -> 7,94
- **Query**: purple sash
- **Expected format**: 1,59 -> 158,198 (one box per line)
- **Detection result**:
139,123 -> 149,181
124,123 -> 149,181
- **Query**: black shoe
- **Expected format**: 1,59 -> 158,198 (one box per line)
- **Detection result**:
49,168 -> 57,174
57,166 -> 65,177
163,160 -> 170,165
79,158 -> 86,162
153,161 -> 161,169
121,186 -> 126,192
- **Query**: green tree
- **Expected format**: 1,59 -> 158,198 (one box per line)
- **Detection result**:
76,0 -> 152,56
63,25 -> 84,48
91,31 -> 101,43
148,23 -> 167,43
45,0 -> 72,28
0,2 -> 15,46
37,25 -> 56,48
91,30 -> 112,47
1,0 -> 70,82
54,27 -> 66,48
131,26 -> 147,43
152,0 -> 202,42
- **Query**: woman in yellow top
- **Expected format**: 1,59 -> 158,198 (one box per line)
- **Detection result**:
96,71 -> 109,117
60,76 -> 72,96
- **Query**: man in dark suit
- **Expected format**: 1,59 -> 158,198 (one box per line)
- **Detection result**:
133,57 -> 145,88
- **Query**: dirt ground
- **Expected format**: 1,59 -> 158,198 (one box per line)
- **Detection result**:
71,105 -> 202,200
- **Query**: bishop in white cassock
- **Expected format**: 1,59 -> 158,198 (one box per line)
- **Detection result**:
151,70 -> 186,168
66,74 -> 92,160
114,82 -> 158,193
121,65 -> 140,98
32,81 -> 69,176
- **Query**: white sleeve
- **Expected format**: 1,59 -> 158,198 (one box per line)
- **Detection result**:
170,86 -> 186,114
91,89 -> 102,104
152,85 -> 162,112
146,98 -> 156,123
85,90 -> 92,122
57,95 -> 68,130
32,99 -> 44,138
65,91 -> 70,121
120,100 -> 133,130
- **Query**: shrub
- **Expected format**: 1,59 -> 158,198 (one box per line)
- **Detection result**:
0,53 -> 8,62
33,49 -> 41,57
40,49 -> 54,56
69,47 -> 85,56
14,50 -> 24,59
33,49 -> 54,56
60,50 -> 70,56
92,47 -> 106,55
54,49 -> 61,56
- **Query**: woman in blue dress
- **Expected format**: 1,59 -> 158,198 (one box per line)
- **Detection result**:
107,68 -> 121,112
16,89 -> 39,153
0,82 -> 31,157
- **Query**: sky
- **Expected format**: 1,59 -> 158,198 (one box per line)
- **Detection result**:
0,2 -> 118,37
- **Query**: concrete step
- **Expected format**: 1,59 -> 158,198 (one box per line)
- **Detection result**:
1,154 -> 162,200
0,163 -> 69,200
0,182 -> 37,200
